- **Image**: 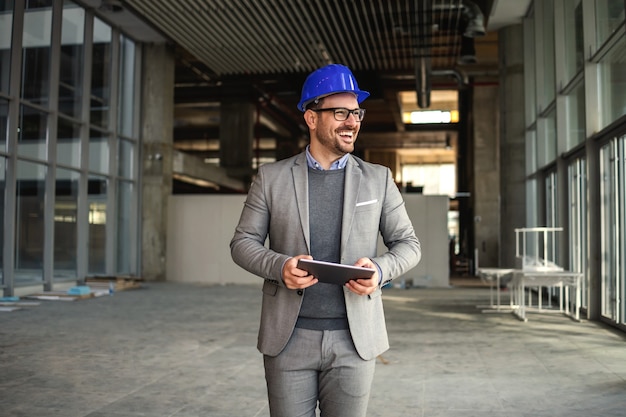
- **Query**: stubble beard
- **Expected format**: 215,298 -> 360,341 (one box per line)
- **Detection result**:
318,126 -> 358,157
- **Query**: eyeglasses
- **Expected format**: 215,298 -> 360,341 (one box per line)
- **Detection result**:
311,107 -> 366,122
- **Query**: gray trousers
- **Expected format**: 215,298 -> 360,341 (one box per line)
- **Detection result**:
263,328 -> 376,417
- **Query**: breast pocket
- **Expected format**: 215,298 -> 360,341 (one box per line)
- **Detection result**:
353,199 -> 381,237
355,199 -> 378,210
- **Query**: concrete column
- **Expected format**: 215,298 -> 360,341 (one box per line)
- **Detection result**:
499,24 -> 527,268
141,43 -> 174,281
473,84 -> 501,268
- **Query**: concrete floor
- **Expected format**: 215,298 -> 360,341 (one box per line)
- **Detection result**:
1,280 -> 625,417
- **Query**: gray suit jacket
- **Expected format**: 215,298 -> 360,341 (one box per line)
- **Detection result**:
230,152 -> 421,360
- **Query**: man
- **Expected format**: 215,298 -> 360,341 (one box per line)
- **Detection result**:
230,63 -> 421,417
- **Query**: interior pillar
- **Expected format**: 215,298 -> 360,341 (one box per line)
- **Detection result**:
499,24 -> 527,268
141,43 -> 174,281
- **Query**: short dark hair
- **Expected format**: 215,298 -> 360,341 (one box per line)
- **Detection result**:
305,97 -> 324,111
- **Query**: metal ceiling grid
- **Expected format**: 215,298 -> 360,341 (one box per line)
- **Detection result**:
124,0 -> 474,77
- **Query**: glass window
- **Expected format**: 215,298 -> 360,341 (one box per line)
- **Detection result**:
0,0 -> 13,94
596,0 -> 625,48
15,160 -> 46,284
18,104 -> 48,160
118,35 -> 135,137
526,130 -> 537,174
118,138 -> 134,179
54,167 -> 79,279
565,81 -> 586,150
0,156 -> 5,280
568,158 -> 588,309
117,179 -> 132,273
600,136 -> 626,323
544,170 -> 561,266
562,0 -> 584,83
538,0 -> 556,108
0,98 -> 7,153
57,116 -> 81,168
524,16 -> 536,126
59,0 -> 84,118
598,35 -> 626,130
89,128 -> 109,173
537,108 -> 557,167
526,178 -> 538,227
88,174 -> 107,274
91,18 -> 111,129
21,0 -> 53,106
545,170 -> 558,226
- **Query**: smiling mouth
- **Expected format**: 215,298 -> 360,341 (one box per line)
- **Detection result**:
338,130 -> 354,141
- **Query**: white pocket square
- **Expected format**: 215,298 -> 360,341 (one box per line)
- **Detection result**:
356,199 -> 378,207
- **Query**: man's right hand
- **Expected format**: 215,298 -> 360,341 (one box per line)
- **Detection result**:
282,255 -> 318,289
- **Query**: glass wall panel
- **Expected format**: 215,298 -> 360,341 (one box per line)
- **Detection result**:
598,36 -> 626,130
545,170 -> 560,266
118,138 -> 133,179
54,167 -> 78,279
537,109 -> 557,167
566,81 -> 586,150
526,178 -> 538,227
600,136 -> 625,323
524,16 -> 536,125
91,18 -> 111,129
88,174 -> 107,274
117,180 -> 132,273
57,117 -> 80,168
596,0 -> 625,48
545,170 -> 558,227
89,129 -> 109,173
599,143 -> 615,319
18,104 -> 47,160
15,160 -> 46,284
59,0 -> 84,118
568,158 -> 588,308
539,0 -> 556,108
1,0 -> 141,294
562,0 -> 584,83
21,0 -> 53,106
0,156 -> 5,279
118,35 -> 135,137
57,116 -> 80,167
526,130 -> 537,174
0,98 -> 7,153
0,0 -> 13,94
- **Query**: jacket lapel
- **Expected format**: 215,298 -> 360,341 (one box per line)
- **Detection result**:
341,156 -> 362,256
292,153 -> 311,254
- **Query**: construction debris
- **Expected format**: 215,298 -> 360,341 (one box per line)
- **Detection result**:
20,276 -> 143,302
84,275 -> 143,292
25,291 -> 97,301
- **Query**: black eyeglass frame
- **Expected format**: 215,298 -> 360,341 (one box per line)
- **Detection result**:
310,107 -> 366,122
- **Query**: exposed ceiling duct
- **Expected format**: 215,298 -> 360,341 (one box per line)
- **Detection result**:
410,0 -> 486,108
461,0 -> 487,37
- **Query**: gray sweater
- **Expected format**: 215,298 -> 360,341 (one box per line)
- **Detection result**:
296,168 -> 348,330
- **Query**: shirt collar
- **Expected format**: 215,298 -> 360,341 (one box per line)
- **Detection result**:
305,145 -> 349,170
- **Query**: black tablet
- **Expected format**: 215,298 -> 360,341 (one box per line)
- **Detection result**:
296,259 -> 376,285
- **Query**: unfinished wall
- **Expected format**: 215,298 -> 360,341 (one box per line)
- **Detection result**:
166,194 -> 449,287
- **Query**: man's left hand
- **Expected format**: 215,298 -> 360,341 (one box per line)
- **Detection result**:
345,257 -> 379,296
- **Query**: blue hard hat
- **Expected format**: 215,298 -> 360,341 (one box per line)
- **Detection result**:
297,64 -> 370,112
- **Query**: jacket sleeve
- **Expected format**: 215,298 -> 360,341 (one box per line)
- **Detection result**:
229,167 -> 289,286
